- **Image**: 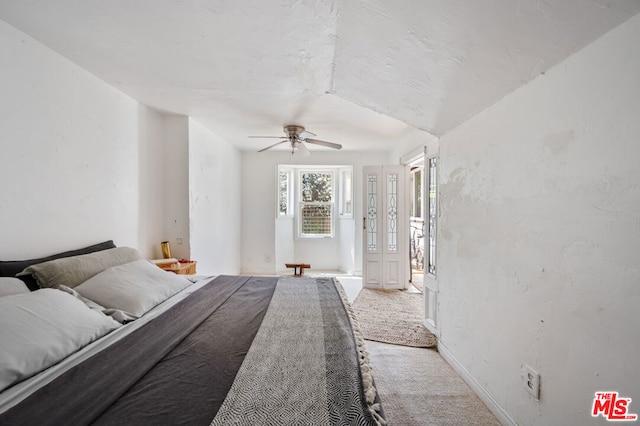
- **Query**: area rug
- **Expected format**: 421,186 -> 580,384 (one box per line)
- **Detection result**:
352,288 -> 437,348
366,341 -> 500,425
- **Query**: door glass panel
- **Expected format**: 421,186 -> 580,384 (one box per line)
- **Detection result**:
367,174 -> 377,252
387,173 -> 397,252
428,157 -> 437,275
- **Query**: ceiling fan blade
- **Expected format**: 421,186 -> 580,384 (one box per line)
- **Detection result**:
304,138 -> 342,150
298,130 -> 316,140
258,140 -> 288,152
297,142 -> 312,157
249,136 -> 286,139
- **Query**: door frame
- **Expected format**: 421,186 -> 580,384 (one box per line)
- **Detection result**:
422,152 -> 439,337
402,147 -> 440,338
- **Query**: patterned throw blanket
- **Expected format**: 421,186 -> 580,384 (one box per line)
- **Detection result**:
212,277 -> 385,426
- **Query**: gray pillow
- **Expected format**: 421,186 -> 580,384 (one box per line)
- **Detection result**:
18,247 -> 142,289
75,259 -> 192,319
0,240 -> 116,291
0,277 -> 30,297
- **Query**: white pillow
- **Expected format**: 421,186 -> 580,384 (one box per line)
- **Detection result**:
58,285 -> 137,324
0,277 -> 29,297
74,259 -> 192,319
0,289 -> 121,392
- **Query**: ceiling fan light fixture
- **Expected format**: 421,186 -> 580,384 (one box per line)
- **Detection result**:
250,124 -> 342,156
284,125 -> 306,138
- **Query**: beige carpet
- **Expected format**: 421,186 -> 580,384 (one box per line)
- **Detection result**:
366,341 -> 500,426
352,288 -> 437,348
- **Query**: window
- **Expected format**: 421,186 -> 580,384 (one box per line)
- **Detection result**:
427,157 -> 437,275
339,168 -> 353,218
299,170 -> 334,238
410,166 -> 423,219
278,167 -> 293,217
278,165 -> 351,238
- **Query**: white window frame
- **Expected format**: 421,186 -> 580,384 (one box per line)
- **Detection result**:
409,166 -> 424,221
409,163 -> 425,274
297,202 -> 335,238
277,166 -> 294,217
297,168 -> 336,239
338,167 -> 353,218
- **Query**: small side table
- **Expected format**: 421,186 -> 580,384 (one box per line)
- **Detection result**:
159,261 -> 197,275
285,263 -> 310,276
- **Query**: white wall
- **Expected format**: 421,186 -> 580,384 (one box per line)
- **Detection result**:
0,19 -> 166,259
388,126 -> 438,164
241,150 -> 389,275
159,115 -> 190,260
188,118 -> 242,275
136,106 -> 168,257
436,14 -> 640,425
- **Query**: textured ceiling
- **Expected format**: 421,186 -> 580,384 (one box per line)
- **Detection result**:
1,0 -> 639,152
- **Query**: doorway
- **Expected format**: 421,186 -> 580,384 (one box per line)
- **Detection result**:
405,151 -> 439,337
408,159 -> 425,293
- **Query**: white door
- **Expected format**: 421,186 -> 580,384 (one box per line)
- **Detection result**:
363,165 -> 407,290
423,156 -> 439,336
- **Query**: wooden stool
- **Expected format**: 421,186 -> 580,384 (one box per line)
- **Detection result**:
285,263 -> 310,276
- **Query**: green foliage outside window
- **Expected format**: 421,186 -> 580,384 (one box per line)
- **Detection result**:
301,172 -> 333,236
279,171 -> 289,215
301,172 -> 332,202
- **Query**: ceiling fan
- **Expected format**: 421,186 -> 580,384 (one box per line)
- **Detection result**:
249,125 -> 342,156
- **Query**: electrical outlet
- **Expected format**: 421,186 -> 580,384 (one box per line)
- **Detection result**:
523,364 -> 540,400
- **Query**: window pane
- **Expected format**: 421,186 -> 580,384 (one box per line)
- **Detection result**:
341,170 -> 353,216
279,171 -> 289,215
301,172 -> 332,202
410,168 -> 422,218
301,204 -> 332,235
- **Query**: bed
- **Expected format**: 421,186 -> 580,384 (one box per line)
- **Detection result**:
0,242 -> 385,425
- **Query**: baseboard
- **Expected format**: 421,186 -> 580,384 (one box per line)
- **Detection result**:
437,342 -> 517,426
423,318 -> 440,338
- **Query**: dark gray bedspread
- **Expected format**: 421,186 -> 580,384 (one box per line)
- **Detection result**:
0,275 -> 277,426
93,275 -> 278,425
